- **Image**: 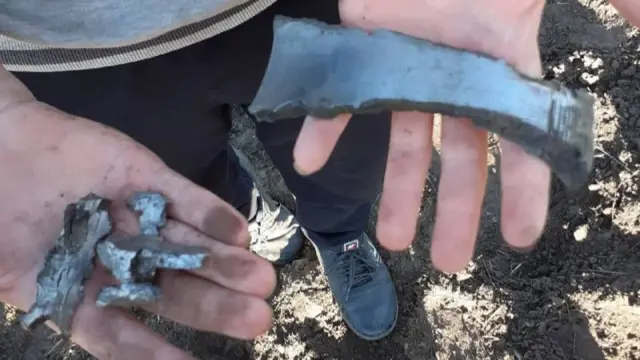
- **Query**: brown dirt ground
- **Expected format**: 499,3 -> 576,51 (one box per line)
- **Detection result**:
2,0 -> 639,359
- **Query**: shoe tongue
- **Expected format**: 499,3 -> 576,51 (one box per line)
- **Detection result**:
342,239 -> 360,253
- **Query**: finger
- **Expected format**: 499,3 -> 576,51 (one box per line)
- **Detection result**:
498,139 -> 550,249
73,303 -> 196,360
292,114 -> 352,174
142,271 -> 272,340
431,118 -> 488,273
161,220 -> 276,298
151,169 -> 250,248
9,268 -> 196,360
610,0 -> 640,27
376,111 -> 432,251
496,26 -> 549,250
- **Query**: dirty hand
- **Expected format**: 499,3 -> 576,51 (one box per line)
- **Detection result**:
292,0 -> 640,273
0,68 -> 275,359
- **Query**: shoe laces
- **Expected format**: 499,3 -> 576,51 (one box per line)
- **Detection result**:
327,247 -> 377,302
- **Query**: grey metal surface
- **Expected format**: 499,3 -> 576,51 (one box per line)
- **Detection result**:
19,194 -> 113,336
96,283 -> 161,308
128,191 -> 167,235
97,234 -> 210,284
20,191 -> 212,336
249,16 -> 595,189
96,191 -> 209,308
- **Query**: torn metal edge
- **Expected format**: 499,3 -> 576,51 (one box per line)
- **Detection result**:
19,194 -> 112,336
96,283 -> 161,308
248,16 -> 595,189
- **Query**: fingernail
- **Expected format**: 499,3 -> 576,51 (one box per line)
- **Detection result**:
510,243 -> 537,253
293,161 -> 312,176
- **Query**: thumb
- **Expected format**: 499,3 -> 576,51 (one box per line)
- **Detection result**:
149,167 -> 250,248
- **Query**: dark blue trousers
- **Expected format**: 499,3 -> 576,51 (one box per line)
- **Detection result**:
12,0 -> 391,244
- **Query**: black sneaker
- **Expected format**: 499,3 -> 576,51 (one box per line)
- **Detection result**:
247,187 -> 305,265
308,231 -> 398,340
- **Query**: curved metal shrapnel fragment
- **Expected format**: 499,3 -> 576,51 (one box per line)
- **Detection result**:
97,235 -> 210,276
19,194 -> 112,336
248,16 -> 595,188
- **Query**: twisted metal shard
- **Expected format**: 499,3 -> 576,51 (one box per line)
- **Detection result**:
96,283 -> 161,308
96,237 -> 153,284
127,191 -> 167,235
21,190 -> 212,333
96,192 -> 210,308
248,16 -> 595,189
96,234 -> 210,284
19,194 -> 112,336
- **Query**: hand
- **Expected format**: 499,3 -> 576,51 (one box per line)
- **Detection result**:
292,0 -> 640,273
0,69 -> 275,359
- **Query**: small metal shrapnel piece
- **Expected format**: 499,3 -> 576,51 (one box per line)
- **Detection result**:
19,194 -> 112,336
128,191 -> 167,235
97,234 -> 210,285
248,16 -> 596,189
96,283 -> 161,308
96,222 -> 210,308
97,191 -> 209,308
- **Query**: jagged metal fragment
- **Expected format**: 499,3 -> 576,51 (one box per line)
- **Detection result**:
96,237 -> 153,283
96,191 -> 210,309
96,283 -> 161,308
97,234 -> 210,284
127,191 -> 167,235
248,16 -> 596,189
19,194 -> 112,336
